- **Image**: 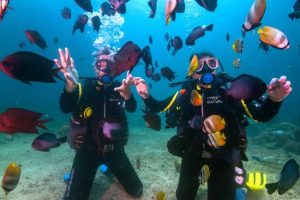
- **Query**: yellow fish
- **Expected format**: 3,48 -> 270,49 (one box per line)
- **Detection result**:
2,162 -> 21,195
232,58 -> 241,68
207,131 -> 227,148
232,39 -> 244,53
187,54 -> 199,76
257,26 -> 290,49
203,115 -> 226,134
156,190 -> 167,200
190,90 -> 202,106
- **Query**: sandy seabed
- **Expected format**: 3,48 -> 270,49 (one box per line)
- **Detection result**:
0,125 -> 299,200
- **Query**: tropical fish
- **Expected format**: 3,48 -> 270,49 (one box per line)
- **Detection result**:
148,0 -> 157,18
195,0 -> 217,12
53,37 -> 59,44
232,58 -> 241,68
288,0 -> 300,20
72,14 -> 89,34
0,108 -> 52,135
185,24 -> 213,45
266,159 -> 299,195
151,73 -> 161,82
232,38 -> 244,53
149,35 -> 153,44
226,33 -> 230,42
0,51 -> 61,83
169,36 -> 183,55
225,74 -> 267,101
203,115 -> 226,134
187,54 -> 199,76
112,41 -> 142,76
91,15 -> 101,33
24,30 -> 47,50
2,162 -> 21,195
165,0 -> 177,25
176,0 -> 186,13
32,133 -> 67,152
161,66 -> 176,81
18,42 -> 25,48
136,155 -> 141,169
100,2 -> 116,16
142,45 -> 153,69
109,0 -> 128,14
199,165 -> 211,184
61,7 -> 71,19
190,90 -> 202,106
242,0 -> 266,36
156,191 -> 167,200
0,0 -> 9,21
141,108 -> 161,131
257,26 -> 290,49
145,66 -> 154,78
207,131 -> 226,148
74,0 -> 93,12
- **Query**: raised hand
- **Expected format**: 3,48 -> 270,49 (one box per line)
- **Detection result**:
267,75 -> 292,102
133,77 -> 150,99
114,71 -> 133,100
54,48 -> 79,92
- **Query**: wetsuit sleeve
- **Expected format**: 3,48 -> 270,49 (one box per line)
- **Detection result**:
143,95 -> 174,113
242,97 -> 282,122
124,95 -> 137,113
59,86 -> 80,113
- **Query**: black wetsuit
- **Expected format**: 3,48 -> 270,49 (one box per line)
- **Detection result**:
144,76 -> 282,200
60,80 -> 143,200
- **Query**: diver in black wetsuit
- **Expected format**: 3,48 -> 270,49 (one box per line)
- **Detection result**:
132,52 -> 292,200
54,48 -> 143,200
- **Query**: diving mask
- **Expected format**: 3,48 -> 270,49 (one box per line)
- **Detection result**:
196,57 -> 220,73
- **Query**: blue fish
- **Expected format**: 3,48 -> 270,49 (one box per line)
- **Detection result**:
266,159 -> 299,195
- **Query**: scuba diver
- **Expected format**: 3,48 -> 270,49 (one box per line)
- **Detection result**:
54,48 -> 143,200
132,51 -> 292,200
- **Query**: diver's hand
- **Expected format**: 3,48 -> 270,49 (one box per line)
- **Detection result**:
114,71 -> 133,100
54,48 -> 79,93
73,134 -> 85,150
133,77 -> 150,99
267,76 -> 292,102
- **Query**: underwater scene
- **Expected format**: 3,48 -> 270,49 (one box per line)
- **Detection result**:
0,0 -> 300,199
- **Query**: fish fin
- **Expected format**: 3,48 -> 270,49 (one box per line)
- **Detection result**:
288,13 -> 295,20
251,23 -> 262,30
37,118 -> 53,130
80,26 -> 85,33
257,28 -> 263,34
206,24 -> 214,31
172,49 -> 177,56
171,12 -> 176,22
265,182 -> 279,194
58,136 -> 67,143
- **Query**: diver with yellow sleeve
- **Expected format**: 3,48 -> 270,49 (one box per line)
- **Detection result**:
133,51 -> 292,200
55,48 -> 143,200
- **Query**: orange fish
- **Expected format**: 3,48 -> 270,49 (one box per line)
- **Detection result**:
242,0 -> 266,34
207,131 -> 226,148
203,115 -> 226,134
165,0 -> 177,25
257,26 -> 290,49
190,90 -> 202,106
2,162 -> 21,195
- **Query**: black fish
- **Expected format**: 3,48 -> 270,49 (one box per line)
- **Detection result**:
142,45 -> 153,69
266,159 -> 299,195
61,7 -> 71,19
226,33 -> 230,42
151,73 -> 161,82
109,0 -> 128,14
91,15 -> 101,33
289,0 -> 300,20
164,33 -> 169,41
18,42 -> 26,48
0,51 -> 61,84
141,108 -> 161,131
101,2 -> 116,16
24,30 -> 47,50
74,0 -> 93,12
112,41 -> 142,76
170,36 -> 183,55
161,66 -> 176,81
149,35 -> 153,44
53,37 -> 59,44
185,24 -> 213,45
195,0 -> 217,12
145,66 -> 154,78
32,133 -> 67,152
258,40 -> 269,53
176,0 -> 185,13
148,0 -> 157,18
225,74 -> 267,101
72,14 -> 89,34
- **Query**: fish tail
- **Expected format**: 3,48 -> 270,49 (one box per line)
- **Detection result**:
36,118 -> 52,130
288,13 -> 295,20
206,24 -> 214,31
257,28 -> 263,34
265,182 -> 279,194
